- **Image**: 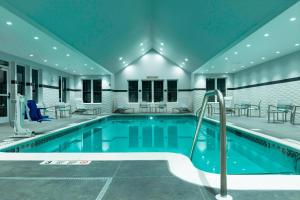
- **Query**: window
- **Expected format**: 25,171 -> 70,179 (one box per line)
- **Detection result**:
142,80 -> 152,102
206,78 -> 226,102
167,80 -> 177,102
82,79 -> 102,103
59,76 -> 67,103
32,69 -> 39,102
17,65 -> 25,95
128,81 -> 138,102
93,79 -> 102,103
154,80 -> 163,102
206,78 -> 215,102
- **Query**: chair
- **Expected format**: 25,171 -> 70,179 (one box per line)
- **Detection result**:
248,100 -> 262,117
156,102 -> 167,113
234,100 -> 251,116
73,98 -> 101,115
139,102 -> 150,113
268,100 -> 293,123
26,100 -> 50,122
224,96 -> 235,116
114,99 -> 134,113
290,105 -> 300,125
55,103 -> 72,118
172,98 -> 190,113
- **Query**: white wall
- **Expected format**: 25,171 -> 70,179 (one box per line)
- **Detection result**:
114,51 -> 193,111
232,50 -> 300,116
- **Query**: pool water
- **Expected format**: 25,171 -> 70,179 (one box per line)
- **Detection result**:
6,115 -> 299,175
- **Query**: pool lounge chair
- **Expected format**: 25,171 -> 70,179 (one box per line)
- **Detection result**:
234,100 -> 251,116
224,96 -> 235,116
139,102 -> 150,112
26,100 -> 51,122
114,99 -> 134,113
172,99 -> 191,113
155,102 -> 167,112
291,105 -> 300,125
267,100 -> 293,123
248,100 -> 262,117
73,98 -> 101,115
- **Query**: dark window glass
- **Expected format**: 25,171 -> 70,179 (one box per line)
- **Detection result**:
142,80 -> 152,102
0,69 -> 8,117
167,80 -> 177,102
59,77 -> 62,102
206,78 -> 215,102
217,78 -> 226,97
83,80 -> 91,103
93,79 -> 102,103
17,65 -> 25,95
128,81 -> 138,102
154,80 -> 163,102
32,69 -> 39,102
62,77 -> 67,103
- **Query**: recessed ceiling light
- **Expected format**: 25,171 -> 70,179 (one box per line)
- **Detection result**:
264,33 -> 270,37
43,59 -> 47,62
182,62 -> 185,65
84,63 -> 87,66
211,65 -> 215,68
225,72 -> 229,74
66,53 -> 70,57
119,57 -> 123,61
261,57 -> 265,60
73,70 -> 76,73
140,42 -> 144,46
55,64 -> 59,66
52,46 -> 57,50
90,67 -> 94,70
234,51 -> 238,55
206,69 -> 209,72
225,57 -> 228,60
160,42 -> 164,46
250,61 -> 254,64
33,36 -> 39,40
295,43 -> 299,47
64,67 -> 68,70
29,54 -> 34,57
246,44 -> 251,47
160,48 -> 163,51
275,51 -> 280,54
184,58 -> 188,62
241,65 -> 245,68
6,21 -> 13,26
123,61 -> 126,64
141,48 -> 145,51
290,17 -> 296,22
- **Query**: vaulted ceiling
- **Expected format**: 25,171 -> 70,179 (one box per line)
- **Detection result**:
1,0 -> 298,74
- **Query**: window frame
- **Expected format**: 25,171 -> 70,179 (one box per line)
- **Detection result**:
16,65 -> 26,96
82,79 -> 102,104
167,80 -> 177,102
31,68 -> 39,103
153,80 -> 164,102
128,80 -> 139,103
205,77 -> 227,102
59,76 -> 67,103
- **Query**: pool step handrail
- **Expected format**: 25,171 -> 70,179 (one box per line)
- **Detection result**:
190,89 -> 232,200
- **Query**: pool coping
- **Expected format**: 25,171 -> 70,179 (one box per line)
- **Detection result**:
0,114 -> 299,191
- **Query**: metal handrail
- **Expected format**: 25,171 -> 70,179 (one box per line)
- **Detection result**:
190,89 -> 231,199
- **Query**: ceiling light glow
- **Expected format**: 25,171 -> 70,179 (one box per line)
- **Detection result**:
261,57 -> 265,60
234,51 -> 238,55
264,33 -> 269,37
250,61 -> 254,64
246,44 -> 251,47
160,42 -> 164,46
66,54 -> 70,57
84,64 -> 87,66
52,46 -> 57,50
225,57 -> 228,60
119,57 -> 123,61
140,43 -> 144,46
275,51 -> 280,54
290,17 -> 296,22
29,54 -> 34,57
55,64 -> 59,66
6,21 -> 13,26
184,58 -> 188,62
33,36 -> 39,40
43,59 -> 47,62
295,43 -> 299,47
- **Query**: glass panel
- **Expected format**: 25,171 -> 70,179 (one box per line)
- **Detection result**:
17,65 -> 25,95
93,79 -> 102,103
82,80 -> 91,103
142,80 -> 152,102
154,80 -> 163,102
217,78 -> 226,97
128,81 -> 138,102
32,69 -> 39,102
58,76 -> 62,102
167,80 -> 177,102
206,78 -> 215,102
0,70 -> 7,94
0,96 -> 7,117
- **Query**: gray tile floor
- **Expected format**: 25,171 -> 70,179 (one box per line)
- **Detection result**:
0,161 -> 299,200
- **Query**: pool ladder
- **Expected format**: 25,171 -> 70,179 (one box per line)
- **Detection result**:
190,90 -> 232,200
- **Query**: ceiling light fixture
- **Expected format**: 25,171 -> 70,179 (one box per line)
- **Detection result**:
55,64 -> 59,66
264,33 -> 270,37
211,65 -> 215,68
84,64 -> 87,66
33,36 -> 39,40
182,62 -> 185,65
241,65 -> 245,68
90,67 -> 94,70
250,61 -> 254,64
73,70 -> 76,73
43,59 -> 47,62
119,57 -> 123,61
6,21 -> 13,26
184,58 -> 188,62
261,57 -> 265,60
295,43 -> 299,47
275,51 -> 280,54
290,17 -> 296,22
160,42 -> 164,46
160,48 -> 163,51
141,48 -> 145,51
140,42 -> 144,46
66,53 -> 70,57
29,54 -> 34,57
234,51 -> 238,55
246,44 -> 251,47
123,61 -> 126,64
52,46 -> 57,50
225,57 -> 228,60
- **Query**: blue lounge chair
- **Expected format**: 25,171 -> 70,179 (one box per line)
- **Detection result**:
27,100 -> 50,122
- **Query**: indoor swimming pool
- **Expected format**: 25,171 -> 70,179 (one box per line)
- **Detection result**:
1,115 -> 299,175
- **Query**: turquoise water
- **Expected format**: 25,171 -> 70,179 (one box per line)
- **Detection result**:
6,115 -> 299,175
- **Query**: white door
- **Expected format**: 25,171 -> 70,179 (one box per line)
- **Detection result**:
0,68 -> 9,123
